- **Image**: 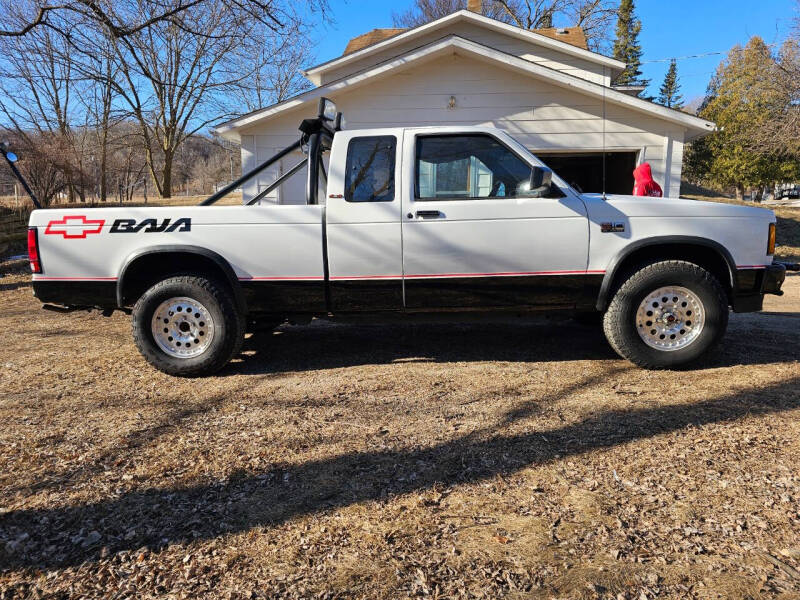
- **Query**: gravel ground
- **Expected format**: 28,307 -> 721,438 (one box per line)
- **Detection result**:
0,267 -> 799,599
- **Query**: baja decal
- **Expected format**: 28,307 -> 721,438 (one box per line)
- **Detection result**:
44,215 -> 105,239
110,217 -> 191,233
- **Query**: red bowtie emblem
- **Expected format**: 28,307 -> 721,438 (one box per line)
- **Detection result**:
44,215 -> 106,239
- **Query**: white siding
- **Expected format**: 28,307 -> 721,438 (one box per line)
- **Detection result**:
317,22 -> 610,87
240,54 -> 686,203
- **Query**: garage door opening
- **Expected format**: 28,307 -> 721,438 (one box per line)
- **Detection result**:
535,152 -> 638,195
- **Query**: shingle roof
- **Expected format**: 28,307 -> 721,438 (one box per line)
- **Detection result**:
343,28 -> 408,55
528,26 -> 587,50
342,25 -> 588,56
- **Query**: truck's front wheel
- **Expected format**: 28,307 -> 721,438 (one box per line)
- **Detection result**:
603,260 -> 728,369
132,275 -> 244,376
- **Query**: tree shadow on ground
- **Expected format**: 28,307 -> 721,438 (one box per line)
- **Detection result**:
0,278 -> 30,292
2,390 -> 236,499
2,375 -> 799,572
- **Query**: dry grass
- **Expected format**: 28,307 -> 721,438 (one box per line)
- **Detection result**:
775,207 -> 800,261
0,261 -> 799,598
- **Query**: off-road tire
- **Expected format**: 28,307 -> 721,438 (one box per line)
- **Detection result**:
602,260 -> 728,369
132,275 -> 245,376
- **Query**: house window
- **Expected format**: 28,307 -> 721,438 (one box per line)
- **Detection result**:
415,135 -> 533,200
345,136 -> 396,202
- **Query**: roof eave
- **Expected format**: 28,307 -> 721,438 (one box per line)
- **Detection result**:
302,10 -> 625,78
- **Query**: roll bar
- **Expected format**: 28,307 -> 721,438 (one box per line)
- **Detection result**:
0,98 -> 341,210
202,97 -> 342,207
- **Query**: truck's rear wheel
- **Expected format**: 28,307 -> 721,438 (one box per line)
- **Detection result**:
132,275 -> 244,376
602,260 -> 728,369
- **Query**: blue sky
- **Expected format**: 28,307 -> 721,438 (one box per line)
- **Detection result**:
310,0 -> 798,102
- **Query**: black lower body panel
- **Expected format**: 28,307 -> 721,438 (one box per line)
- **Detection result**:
403,274 -> 604,310
240,280 -> 326,313
33,280 -> 117,307
329,279 -> 403,311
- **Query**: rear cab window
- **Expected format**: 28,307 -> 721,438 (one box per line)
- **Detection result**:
345,136 -> 397,202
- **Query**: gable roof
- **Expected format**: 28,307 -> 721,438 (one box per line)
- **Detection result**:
302,10 -> 625,82
342,24 -> 588,56
215,35 -> 714,141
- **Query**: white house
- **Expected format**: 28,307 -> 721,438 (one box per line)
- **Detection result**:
215,6 -> 715,202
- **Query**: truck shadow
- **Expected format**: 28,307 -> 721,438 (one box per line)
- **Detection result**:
2,374 -> 799,572
226,312 -> 800,375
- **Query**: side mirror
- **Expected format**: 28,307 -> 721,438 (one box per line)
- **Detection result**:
530,166 -> 552,191
516,165 -> 553,197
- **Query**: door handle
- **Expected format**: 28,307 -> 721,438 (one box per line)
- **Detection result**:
415,210 -> 443,219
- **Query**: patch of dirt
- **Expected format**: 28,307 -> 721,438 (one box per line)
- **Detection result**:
0,273 -> 799,599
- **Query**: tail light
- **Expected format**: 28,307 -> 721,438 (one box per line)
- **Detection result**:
27,227 -> 42,274
767,223 -> 776,255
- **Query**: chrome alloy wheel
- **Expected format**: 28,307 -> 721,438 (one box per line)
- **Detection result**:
635,286 -> 705,351
151,296 -> 215,358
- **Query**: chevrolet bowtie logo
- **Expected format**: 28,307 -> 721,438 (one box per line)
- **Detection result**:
44,215 -> 106,239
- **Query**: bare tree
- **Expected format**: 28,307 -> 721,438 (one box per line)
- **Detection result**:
188,140 -> 237,194
1,130 -> 67,206
87,2 -> 314,198
0,24 -> 92,201
393,0 -> 616,50
0,0 -> 329,39
81,41 -> 121,202
0,0 -> 328,200
229,25 -> 314,113
748,35 -> 800,157
393,0 -> 509,26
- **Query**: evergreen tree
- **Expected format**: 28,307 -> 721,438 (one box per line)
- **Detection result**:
693,37 -> 799,200
657,59 -> 684,108
612,0 -> 648,88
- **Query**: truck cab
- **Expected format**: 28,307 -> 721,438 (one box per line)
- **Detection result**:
324,126 -> 593,313
26,99 -> 789,375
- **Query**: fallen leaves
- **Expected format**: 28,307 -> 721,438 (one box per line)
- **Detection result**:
1,271 -> 800,598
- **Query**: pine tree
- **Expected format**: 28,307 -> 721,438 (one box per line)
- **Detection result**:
657,59 -> 683,109
694,37 -> 799,200
612,0 -> 648,88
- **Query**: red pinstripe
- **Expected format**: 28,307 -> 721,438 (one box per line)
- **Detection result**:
36,270 -> 607,282
34,276 -> 117,281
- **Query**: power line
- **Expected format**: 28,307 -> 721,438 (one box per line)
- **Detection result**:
641,51 -> 724,64
642,42 -> 782,64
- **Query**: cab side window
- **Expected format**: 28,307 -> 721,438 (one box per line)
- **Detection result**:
345,136 -> 396,202
416,134 -> 562,200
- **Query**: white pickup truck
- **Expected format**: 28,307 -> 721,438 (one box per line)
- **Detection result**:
24,100 -> 790,376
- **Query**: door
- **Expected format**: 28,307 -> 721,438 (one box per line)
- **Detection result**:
401,131 -> 592,310
325,130 -> 404,311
